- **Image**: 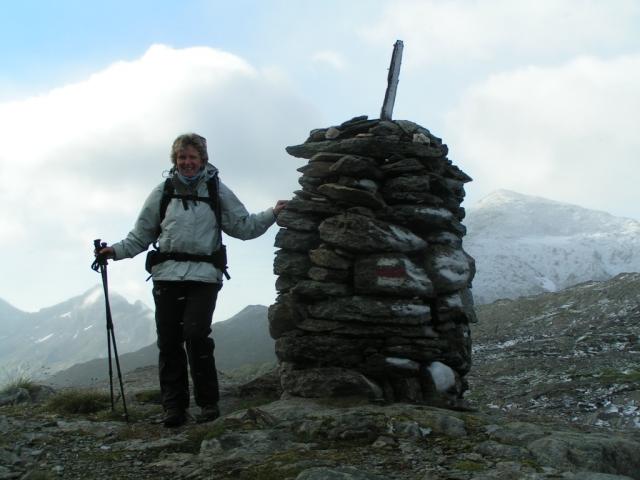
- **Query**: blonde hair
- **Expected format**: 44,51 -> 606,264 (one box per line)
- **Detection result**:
170,133 -> 209,165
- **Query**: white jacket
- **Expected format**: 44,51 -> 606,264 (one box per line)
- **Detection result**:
111,164 -> 276,283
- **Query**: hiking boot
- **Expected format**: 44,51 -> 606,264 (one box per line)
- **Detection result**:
196,404 -> 220,424
163,408 -> 187,428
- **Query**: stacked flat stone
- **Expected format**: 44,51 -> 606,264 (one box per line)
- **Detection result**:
270,115 -> 476,404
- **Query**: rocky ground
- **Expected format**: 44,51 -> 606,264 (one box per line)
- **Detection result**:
1,274 -> 639,479
468,272 -> 640,431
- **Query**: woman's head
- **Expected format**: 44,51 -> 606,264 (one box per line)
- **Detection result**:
170,133 -> 209,166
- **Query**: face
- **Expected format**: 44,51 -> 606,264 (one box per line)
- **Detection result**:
175,145 -> 204,177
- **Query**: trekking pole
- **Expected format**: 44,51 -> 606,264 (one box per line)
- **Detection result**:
91,239 -> 129,422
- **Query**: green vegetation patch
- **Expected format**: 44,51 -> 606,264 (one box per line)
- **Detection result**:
18,470 -> 57,480
0,374 -> 37,395
179,421 -> 229,453
239,450 -> 308,480
452,460 -> 486,472
589,367 -> 640,384
133,389 -> 162,404
46,389 -> 111,414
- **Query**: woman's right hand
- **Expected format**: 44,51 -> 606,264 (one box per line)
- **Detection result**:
95,246 -> 115,260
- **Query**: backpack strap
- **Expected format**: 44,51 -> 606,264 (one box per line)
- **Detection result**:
159,176 -> 220,223
153,173 -> 230,280
206,173 -> 223,246
159,178 -> 174,224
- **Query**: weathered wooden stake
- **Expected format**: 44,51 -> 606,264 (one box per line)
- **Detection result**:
380,40 -> 404,121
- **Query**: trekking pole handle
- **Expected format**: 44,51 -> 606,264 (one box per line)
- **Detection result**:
92,239 -> 109,270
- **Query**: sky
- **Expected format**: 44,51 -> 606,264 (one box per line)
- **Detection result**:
1,0 -> 639,322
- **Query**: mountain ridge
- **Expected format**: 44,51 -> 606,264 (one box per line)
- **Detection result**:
465,189 -> 640,304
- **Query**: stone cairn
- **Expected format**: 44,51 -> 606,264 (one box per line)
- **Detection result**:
269,115 -> 476,405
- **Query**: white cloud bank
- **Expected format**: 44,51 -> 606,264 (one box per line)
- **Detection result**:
311,50 -> 348,70
361,0 -> 640,67
0,44 -> 318,317
445,54 -> 640,218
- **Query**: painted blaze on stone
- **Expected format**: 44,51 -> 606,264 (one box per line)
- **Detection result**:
354,253 -> 434,297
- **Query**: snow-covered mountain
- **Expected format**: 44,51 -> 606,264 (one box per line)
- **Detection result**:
0,286 -> 156,378
464,190 -> 640,304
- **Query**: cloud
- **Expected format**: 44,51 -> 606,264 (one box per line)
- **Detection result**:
0,44 -> 319,316
311,50 -> 348,70
445,54 -> 640,218
360,0 -> 640,67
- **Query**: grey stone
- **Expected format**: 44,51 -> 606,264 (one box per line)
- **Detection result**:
309,247 -> 352,270
412,409 -> 468,437
0,447 -> 20,466
276,209 -> 321,232
423,231 -> 463,247
275,274 -> 303,292
475,440 -> 533,461
527,431 -> 640,478
381,342 -> 444,362
296,466 -> 387,480
561,473 -> 635,480
0,387 -> 30,406
275,334 -> 380,366
340,115 -> 370,126
309,152 -> 344,163
308,266 -> 350,283
384,205 -> 466,236
273,250 -> 312,277
337,177 -> 379,193
383,174 -> 431,193
486,422 -> 548,446
328,155 -> 383,179
286,196 -> 342,216
280,366 -> 383,400
292,280 -> 352,299
444,164 -> 473,183
437,288 -> 477,323
298,318 -> 438,339
297,161 -> 335,178
317,183 -> 386,210
308,296 -> 431,325
354,253 -> 434,297
268,294 -> 303,339
286,136 -> 448,160
325,127 -> 340,139
274,228 -> 321,252
380,157 -> 429,176
369,120 -> 402,137
319,213 -> 427,253
199,428 -> 305,462
423,245 -> 475,293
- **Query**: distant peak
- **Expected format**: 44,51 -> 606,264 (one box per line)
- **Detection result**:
473,190 -> 560,209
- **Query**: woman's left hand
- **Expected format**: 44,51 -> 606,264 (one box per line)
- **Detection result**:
273,200 -> 288,216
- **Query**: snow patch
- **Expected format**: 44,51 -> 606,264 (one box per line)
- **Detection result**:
386,357 -> 419,370
427,361 -> 456,393
59,311 -> 71,319
83,324 -> 94,331
35,333 -> 54,344
82,288 -> 103,308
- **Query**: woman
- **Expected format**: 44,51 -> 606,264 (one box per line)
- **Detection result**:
99,133 -> 286,427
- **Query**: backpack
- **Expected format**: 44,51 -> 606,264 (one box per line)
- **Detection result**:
145,174 -> 230,280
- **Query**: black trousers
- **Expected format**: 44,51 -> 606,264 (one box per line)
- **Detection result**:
152,280 -> 221,410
